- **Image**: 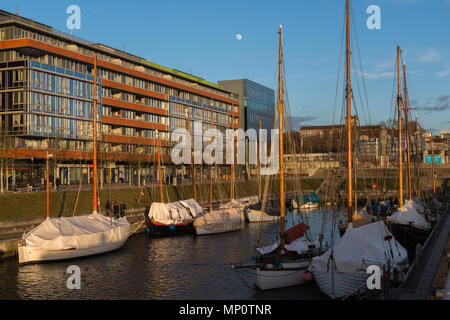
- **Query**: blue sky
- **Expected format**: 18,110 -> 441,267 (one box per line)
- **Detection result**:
2,0 -> 450,133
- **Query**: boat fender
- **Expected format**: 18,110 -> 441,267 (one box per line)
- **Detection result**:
169,224 -> 176,232
303,270 -> 313,282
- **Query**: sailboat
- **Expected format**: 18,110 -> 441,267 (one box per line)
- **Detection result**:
144,110 -> 204,236
193,95 -> 244,235
388,48 -> 431,257
310,221 -> 409,299
233,25 -> 322,291
18,55 -> 130,264
297,192 -> 320,210
310,0 -> 409,298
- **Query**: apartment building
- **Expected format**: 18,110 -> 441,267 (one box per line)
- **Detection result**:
0,10 -> 239,189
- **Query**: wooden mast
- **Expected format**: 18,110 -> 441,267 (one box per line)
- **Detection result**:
210,104 -> 213,212
278,25 -> 286,250
46,149 -> 50,217
230,113 -> 234,205
185,108 -> 196,201
402,62 -> 412,200
92,54 -> 98,212
345,0 -> 353,223
258,117 -> 262,202
156,130 -> 164,202
396,45 -> 404,208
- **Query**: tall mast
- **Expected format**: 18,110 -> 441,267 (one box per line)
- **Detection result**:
210,104 -> 213,212
156,130 -> 164,202
402,62 -> 412,200
396,45 -> 404,207
354,127 -> 357,215
46,149 -> 50,217
278,25 -> 285,250
345,0 -> 353,222
230,113 -> 234,205
185,109 -> 196,201
92,54 -> 98,212
258,117 -> 262,202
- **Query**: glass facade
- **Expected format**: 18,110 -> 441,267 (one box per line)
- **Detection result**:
218,79 -> 275,133
244,80 -> 275,132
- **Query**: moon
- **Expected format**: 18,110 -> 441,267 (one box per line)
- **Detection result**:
235,34 -> 242,40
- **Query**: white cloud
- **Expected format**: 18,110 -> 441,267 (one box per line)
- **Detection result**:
375,60 -> 394,71
364,72 -> 395,79
419,48 -> 441,63
436,70 -> 450,77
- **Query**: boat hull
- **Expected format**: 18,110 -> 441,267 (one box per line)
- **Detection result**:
300,202 -> 319,210
18,221 -> 130,264
312,268 -> 369,299
194,209 -> 243,235
194,223 -> 242,235
247,210 -> 279,223
389,222 -> 430,261
255,261 -> 310,290
146,219 -> 194,236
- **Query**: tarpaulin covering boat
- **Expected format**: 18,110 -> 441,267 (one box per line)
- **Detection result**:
145,199 -> 204,235
193,208 -> 243,235
310,221 -> 408,299
18,212 -> 130,264
147,199 -> 203,225
390,200 -> 431,231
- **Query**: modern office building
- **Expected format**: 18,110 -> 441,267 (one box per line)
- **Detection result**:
0,10 -> 239,190
217,79 -> 275,177
218,79 -> 275,132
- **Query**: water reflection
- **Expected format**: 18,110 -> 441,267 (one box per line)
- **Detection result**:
0,208 -> 340,300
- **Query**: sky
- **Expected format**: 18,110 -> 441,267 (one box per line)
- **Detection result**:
2,0 -> 450,134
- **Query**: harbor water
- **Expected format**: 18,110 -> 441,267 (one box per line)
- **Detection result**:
0,208 -> 342,300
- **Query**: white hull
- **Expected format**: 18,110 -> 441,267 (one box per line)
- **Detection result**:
300,202 -> 319,210
247,210 -> 279,223
18,233 -> 129,264
18,215 -> 130,264
255,261 -> 310,290
194,208 -> 243,235
312,261 -> 369,299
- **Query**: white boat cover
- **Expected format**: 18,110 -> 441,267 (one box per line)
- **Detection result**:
309,221 -> 408,274
219,199 -> 246,209
23,213 -> 130,251
193,208 -> 243,234
390,199 -> 431,230
257,238 -> 320,255
148,199 -> 202,224
179,199 -> 204,217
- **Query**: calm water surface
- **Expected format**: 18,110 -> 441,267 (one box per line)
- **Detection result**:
0,208 -> 342,300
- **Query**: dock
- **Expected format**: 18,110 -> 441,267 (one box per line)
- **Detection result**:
390,202 -> 450,300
